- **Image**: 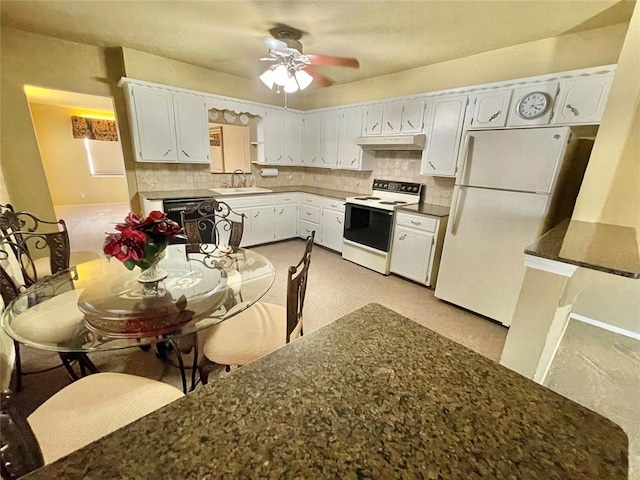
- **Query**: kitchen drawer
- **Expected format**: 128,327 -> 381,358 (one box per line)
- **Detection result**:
299,204 -> 320,223
299,194 -> 322,208
223,194 -> 275,209
322,197 -> 346,212
272,193 -> 298,204
396,212 -> 437,232
298,219 -> 319,239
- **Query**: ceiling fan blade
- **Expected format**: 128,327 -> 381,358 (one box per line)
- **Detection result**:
306,54 -> 359,69
263,37 -> 288,52
305,67 -> 334,87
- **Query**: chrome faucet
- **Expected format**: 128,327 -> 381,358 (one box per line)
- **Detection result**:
231,169 -> 246,188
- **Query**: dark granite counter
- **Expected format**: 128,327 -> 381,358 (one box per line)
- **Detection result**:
398,203 -> 450,217
25,304 -> 627,479
139,186 -> 361,201
525,219 -> 640,278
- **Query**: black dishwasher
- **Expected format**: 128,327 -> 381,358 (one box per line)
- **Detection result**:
163,198 -> 213,244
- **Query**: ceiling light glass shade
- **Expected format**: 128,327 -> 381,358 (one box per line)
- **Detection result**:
295,70 -> 313,90
272,65 -> 289,86
283,75 -> 299,93
259,69 -> 275,89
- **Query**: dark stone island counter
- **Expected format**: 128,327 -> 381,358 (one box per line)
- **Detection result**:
25,304 -> 627,479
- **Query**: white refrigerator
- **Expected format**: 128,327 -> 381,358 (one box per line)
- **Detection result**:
434,127 -> 576,326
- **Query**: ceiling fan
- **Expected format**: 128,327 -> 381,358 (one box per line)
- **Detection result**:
259,26 -> 359,93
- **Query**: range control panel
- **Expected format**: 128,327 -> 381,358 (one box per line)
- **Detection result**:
372,179 -> 423,196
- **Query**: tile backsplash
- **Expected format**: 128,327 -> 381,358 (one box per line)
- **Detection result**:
135,151 -> 454,207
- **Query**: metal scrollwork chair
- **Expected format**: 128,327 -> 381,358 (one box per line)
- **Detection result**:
198,233 -> 315,384
0,373 -> 183,478
0,236 -> 96,391
0,204 -> 98,283
180,199 -> 245,250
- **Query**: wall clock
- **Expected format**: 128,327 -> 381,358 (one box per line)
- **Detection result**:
223,110 -> 237,123
516,92 -> 551,119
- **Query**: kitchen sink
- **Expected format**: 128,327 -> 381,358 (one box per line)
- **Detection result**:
208,187 -> 273,195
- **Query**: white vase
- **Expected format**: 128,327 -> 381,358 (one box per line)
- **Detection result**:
137,249 -> 168,284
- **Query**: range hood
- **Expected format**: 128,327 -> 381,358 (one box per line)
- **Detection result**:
356,134 -> 426,151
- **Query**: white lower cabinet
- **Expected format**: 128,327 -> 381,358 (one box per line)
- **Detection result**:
250,206 -> 275,245
275,204 -> 298,240
390,212 -> 447,287
319,198 -> 345,253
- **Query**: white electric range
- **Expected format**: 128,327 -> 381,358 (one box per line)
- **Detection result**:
343,179 -> 423,274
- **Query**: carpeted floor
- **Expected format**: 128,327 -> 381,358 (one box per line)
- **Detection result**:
13,238 -> 507,417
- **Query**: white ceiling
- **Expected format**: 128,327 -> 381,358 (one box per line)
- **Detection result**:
1,1 -> 634,86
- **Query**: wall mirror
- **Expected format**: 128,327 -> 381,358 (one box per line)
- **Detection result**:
207,108 -> 258,173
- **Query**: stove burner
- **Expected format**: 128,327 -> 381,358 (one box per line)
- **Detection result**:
379,201 -> 408,205
355,196 -> 381,200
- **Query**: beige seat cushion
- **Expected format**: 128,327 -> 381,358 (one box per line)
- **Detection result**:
202,302 -> 301,366
33,250 -> 100,277
27,372 -> 183,464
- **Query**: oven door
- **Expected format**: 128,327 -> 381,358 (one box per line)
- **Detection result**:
344,203 -> 394,252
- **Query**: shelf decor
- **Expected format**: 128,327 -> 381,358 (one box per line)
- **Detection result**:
103,211 -> 182,283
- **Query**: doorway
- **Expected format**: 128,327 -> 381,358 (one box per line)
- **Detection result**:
25,86 -> 130,253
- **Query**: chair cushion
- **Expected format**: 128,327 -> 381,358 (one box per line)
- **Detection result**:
27,372 -> 183,464
33,251 -> 100,277
202,302 -> 300,366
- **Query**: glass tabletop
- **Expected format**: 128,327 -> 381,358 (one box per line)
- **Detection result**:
1,244 -> 275,352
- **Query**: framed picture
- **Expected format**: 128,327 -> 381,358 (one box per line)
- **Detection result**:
210,128 -> 222,147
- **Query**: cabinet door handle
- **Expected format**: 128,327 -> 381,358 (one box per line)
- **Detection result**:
488,111 -> 501,122
321,157 -> 327,164
288,155 -> 294,162
278,209 -> 284,215
428,161 -> 436,169
372,122 -> 379,130
284,197 -> 291,201
254,211 -> 260,218
387,121 -> 393,129
350,158 -> 356,165
336,217 -> 342,225
566,104 -> 580,116
306,212 -> 312,216
312,157 -> 317,163
407,120 -> 415,129
410,220 -> 421,226
163,149 -> 172,157
182,150 -> 190,158
399,233 -> 407,240
277,155 -> 283,161
331,203 -> 337,208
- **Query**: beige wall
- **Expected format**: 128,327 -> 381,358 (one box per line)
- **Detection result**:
1,28 -> 114,218
573,4 -> 640,230
29,103 -> 130,206
302,23 -> 629,109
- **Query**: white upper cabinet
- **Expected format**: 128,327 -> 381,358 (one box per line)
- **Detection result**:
468,89 -> 512,129
264,107 -> 286,164
401,100 -> 427,133
320,110 -> 340,167
553,74 -> 613,125
127,85 -> 211,163
284,111 -> 303,165
381,102 -> 403,135
507,81 -> 559,127
362,104 -> 383,135
302,112 -> 321,166
337,107 -> 364,169
173,93 -> 210,163
420,94 -> 468,177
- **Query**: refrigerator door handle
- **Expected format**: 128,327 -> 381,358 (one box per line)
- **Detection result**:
457,133 -> 473,182
450,187 -> 465,235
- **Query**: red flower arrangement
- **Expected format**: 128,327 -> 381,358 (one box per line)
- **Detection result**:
103,211 -> 182,271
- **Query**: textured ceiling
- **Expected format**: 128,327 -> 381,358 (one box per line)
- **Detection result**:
1,1 -> 634,86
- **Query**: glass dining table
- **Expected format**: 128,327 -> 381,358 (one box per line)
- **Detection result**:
1,244 -> 275,392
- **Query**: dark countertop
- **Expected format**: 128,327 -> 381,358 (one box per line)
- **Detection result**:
525,219 -> 640,278
398,203 -> 450,217
26,303 -> 627,479
139,186 -> 361,201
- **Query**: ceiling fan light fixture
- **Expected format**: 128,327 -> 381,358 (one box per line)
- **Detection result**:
259,69 -> 275,89
283,75 -> 299,93
272,65 -> 289,86
295,69 -> 313,90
